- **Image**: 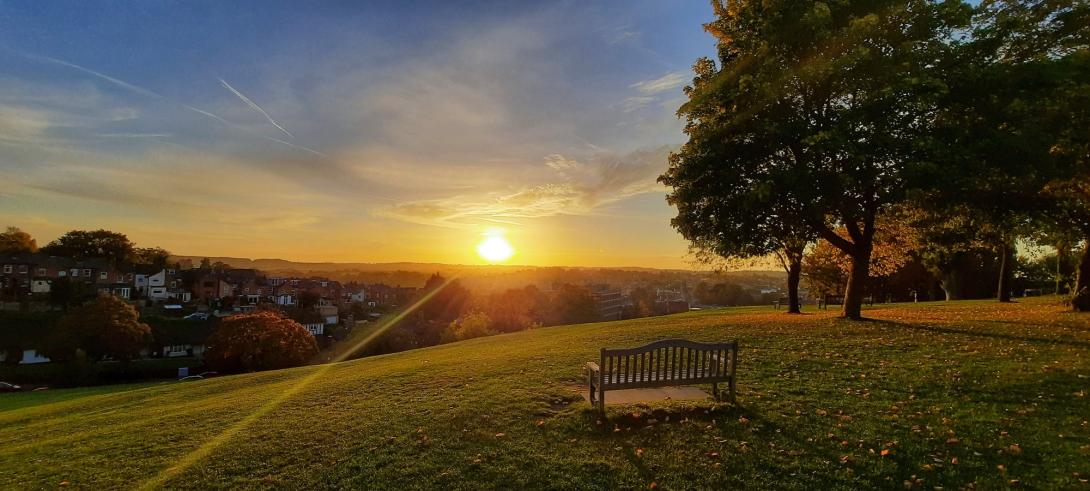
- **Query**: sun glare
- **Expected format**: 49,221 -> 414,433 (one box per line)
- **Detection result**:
476,229 -> 515,263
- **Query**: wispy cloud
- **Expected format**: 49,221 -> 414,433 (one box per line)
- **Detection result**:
629,71 -> 687,95
18,51 -> 325,157
380,146 -> 673,228
618,96 -> 655,113
218,78 -> 294,139
601,24 -> 641,46
95,132 -> 169,138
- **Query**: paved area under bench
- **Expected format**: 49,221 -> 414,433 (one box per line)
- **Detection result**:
580,386 -> 710,405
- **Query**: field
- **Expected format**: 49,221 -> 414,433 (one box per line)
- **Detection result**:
1,298 -> 1088,489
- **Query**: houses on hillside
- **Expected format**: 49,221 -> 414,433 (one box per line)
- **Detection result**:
1,254 -> 427,366
0,254 -> 421,332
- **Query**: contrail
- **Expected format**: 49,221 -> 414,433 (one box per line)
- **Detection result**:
218,78 -> 295,139
136,274 -> 463,489
23,53 -> 160,99
18,51 -> 325,157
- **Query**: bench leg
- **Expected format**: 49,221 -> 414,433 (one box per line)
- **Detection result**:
728,377 -> 737,404
587,372 -> 596,406
598,389 -> 605,414
711,382 -> 719,401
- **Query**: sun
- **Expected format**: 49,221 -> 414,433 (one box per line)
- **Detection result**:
476,229 -> 515,263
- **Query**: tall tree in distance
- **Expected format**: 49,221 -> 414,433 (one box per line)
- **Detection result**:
0,226 -> 38,254
663,0 -> 970,319
132,247 -> 172,269
40,229 -> 136,266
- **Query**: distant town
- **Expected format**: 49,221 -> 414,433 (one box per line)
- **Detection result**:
0,246 -> 786,371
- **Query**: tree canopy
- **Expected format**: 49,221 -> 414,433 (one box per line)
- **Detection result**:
204,311 -> 318,373
663,0 -> 971,319
41,294 -> 151,363
40,230 -> 136,265
0,226 -> 38,254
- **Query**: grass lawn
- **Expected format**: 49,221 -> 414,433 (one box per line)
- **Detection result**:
1,298 -> 1088,489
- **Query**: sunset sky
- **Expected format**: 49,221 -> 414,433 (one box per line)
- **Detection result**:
0,1 -> 717,268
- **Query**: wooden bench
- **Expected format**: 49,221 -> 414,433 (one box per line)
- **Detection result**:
585,339 -> 738,413
818,295 -> 875,309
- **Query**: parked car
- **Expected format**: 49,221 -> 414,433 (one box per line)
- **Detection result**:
178,375 -> 204,382
0,382 -> 22,392
183,312 -> 209,321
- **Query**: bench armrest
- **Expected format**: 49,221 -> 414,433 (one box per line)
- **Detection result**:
585,361 -> 600,374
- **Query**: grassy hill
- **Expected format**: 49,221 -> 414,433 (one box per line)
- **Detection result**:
2,299 -> 1088,489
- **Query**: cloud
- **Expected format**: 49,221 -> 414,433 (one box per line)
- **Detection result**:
218,78 -> 294,139
598,23 -> 641,46
618,96 -> 655,113
629,71 -> 687,95
380,146 -> 674,228
0,105 -> 52,139
95,132 -> 169,138
18,51 -> 326,157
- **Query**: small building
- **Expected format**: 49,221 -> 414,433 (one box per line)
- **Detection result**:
0,349 -> 50,365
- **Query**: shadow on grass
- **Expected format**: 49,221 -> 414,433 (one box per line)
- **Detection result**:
867,319 -> 1090,349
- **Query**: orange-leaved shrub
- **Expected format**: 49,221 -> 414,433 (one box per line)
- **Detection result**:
204,311 -> 318,373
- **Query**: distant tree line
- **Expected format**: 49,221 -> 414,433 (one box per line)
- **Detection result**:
361,274 -> 602,355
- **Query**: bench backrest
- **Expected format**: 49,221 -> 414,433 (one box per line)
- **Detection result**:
599,338 -> 737,389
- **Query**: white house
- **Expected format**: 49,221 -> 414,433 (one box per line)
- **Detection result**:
167,288 -> 192,303
144,270 -> 170,301
303,323 -> 324,336
0,349 -> 50,365
162,344 -> 205,358
31,279 -> 51,294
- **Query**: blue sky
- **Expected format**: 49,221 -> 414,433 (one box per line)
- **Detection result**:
0,1 -> 716,267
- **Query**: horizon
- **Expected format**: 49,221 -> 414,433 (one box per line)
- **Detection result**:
165,253 -> 783,273
0,1 -> 717,268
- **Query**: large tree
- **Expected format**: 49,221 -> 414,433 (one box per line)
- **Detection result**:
40,229 -> 136,266
0,226 -> 38,254
917,0 -> 1089,303
1048,177 -> 1090,309
42,294 -> 151,363
664,0 -> 970,319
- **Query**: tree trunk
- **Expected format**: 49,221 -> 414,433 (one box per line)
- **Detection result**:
842,248 -> 871,320
939,269 -> 963,301
1074,240 -> 1090,312
786,257 -> 802,314
1056,243 -> 1066,295
997,240 -> 1014,302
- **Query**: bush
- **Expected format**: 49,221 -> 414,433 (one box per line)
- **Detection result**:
42,294 -> 151,363
442,311 -> 495,343
203,311 -> 318,373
